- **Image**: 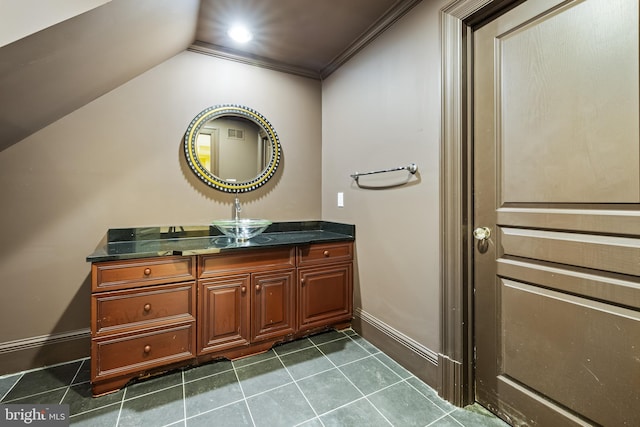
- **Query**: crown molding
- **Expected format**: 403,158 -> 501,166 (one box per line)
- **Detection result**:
188,41 -> 322,80
320,0 -> 424,79
190,0 -> 424,80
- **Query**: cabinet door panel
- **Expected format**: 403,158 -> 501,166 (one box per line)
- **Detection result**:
252,270 -> 296,342
299,263 -> 352,331
199,275 -> 250,354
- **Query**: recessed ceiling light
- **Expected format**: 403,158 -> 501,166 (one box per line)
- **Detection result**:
228,24 -> 253,43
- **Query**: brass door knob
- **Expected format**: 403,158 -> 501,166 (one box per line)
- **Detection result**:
473,227 -> 491,241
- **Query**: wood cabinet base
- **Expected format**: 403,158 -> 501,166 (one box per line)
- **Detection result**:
90,322 -> 350,396
90,242 -> 354,397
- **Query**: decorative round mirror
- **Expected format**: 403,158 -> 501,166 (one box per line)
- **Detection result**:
184,105 -> 282,192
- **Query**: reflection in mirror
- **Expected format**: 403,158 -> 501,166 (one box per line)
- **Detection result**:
184,105 -> 281,193
196,117 -> 272,181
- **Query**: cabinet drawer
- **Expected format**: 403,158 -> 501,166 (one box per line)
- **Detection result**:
199,247 -> 295,278
92,256 -> 195,291
92,322 -> 195,379
92,282 -> 195,335
298,242 -> 353,266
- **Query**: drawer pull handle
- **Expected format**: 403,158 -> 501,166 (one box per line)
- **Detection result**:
143,303 -> 151,312
143,268 -> 151,276
255,284 -> 261,291
323,250 -> 330,257
241,286 -> 247,293
143,345 -> 151,354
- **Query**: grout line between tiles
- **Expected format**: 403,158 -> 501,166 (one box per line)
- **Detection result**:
58,358 -> 85,405
123,380 -> 183,402
114,386 -> 126,427
271,337 -> 314,356
230,351 -> 278,369
3,357 -> 89,377
404,376 -> 456,417
272,349 -> 326,427
427,411 -> 465,427
0,372 -> 23,402
231,357 -> 257,427
1,385 -> 68,403
181,370 -> 187,427
68,401 -> 121,419
310,332 -> 395,426
183,396 -> 246,423
182,365 -> 235,385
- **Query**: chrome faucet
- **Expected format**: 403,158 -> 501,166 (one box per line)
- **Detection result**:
234,196 -> 242,221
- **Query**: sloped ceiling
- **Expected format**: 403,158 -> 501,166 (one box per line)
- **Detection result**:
0,0 -> 422,152
0,0 -> 200,152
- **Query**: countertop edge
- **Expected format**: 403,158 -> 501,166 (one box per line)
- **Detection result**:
87,221 -> 355,263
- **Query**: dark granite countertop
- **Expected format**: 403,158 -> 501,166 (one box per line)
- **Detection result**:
87,221 -> 355,262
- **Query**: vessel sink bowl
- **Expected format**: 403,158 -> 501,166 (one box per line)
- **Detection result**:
212,219 -> 272,240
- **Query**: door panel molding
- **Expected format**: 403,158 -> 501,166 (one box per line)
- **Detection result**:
500,279 -> 640,426
497,258 -> 640,309
501,227 -> 640,276
497,208 -> 640,235
492,376 -> 589,427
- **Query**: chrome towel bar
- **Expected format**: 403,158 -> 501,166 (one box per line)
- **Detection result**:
350,163 -> 418,181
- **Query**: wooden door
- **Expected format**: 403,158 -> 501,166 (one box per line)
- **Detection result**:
198,275 -> 250,354
251,270 -> 296,342
473,0 -> 640,425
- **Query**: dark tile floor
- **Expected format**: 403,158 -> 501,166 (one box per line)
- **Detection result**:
0,329 -> 509,427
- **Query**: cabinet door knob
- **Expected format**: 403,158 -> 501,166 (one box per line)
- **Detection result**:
323,250 -> 330,257
143,345 -> 151,353
143,268 -> 151,276
255,284 -> 261,291
301,278 -> 306,285
241,286 -> 247,293
143,303 -> 151,312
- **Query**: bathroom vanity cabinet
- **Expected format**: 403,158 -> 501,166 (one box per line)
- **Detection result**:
88,227 -> 354,396
197,247 -> 297,356
90,256 -> 197,396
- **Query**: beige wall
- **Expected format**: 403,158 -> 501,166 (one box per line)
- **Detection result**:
0,51 -> 321,347
1,0 -> 447,373
322,0 -> 447,353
